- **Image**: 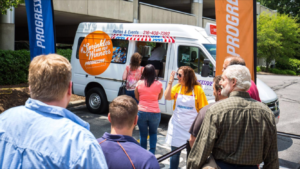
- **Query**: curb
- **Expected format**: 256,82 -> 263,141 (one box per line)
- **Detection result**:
67,100 -> 85,108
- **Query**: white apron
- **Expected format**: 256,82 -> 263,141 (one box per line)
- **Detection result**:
165,87 -> 198,147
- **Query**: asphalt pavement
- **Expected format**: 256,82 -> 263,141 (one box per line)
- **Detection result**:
258,75 -> 300,169
70,74 -> 300,169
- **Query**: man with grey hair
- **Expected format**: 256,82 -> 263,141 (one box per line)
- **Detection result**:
187,65 -> 278,169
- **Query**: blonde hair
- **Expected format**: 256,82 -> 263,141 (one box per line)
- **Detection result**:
28,54 -> 72,102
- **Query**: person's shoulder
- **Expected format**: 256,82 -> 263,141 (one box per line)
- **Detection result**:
194,85 -> 204,93
200,103 -> 215,113
173,83 -> 181,89
131,145 -> 159,167
155,80 -> 163,86
206,99 -> 230,113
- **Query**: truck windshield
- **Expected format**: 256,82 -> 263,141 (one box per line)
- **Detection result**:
203,44 -> 216,60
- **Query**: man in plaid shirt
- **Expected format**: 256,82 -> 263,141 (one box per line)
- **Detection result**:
187,65 -> 279,169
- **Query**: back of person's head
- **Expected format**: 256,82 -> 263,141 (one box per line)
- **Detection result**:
229,57 -> 246,66
223,65 -> 251,91
142,64 -> 157,87
109,95 -> 138,129
179,66 -> 201,93
130,52 -> 142,70
28,54 -> 72,102
213,75 -> 222,91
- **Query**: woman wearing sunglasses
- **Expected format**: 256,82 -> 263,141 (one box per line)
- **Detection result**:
164,66 -> 208,169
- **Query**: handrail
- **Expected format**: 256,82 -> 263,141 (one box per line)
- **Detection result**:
157,131 -> 300,163
139,2 -> 195,17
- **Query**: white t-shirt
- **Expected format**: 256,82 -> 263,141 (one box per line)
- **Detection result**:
148,47 -> 166,61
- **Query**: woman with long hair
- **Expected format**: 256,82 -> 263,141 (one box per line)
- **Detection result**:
164,66 -> 208,169
122,52 -> 143,103
134,64 -> 163,154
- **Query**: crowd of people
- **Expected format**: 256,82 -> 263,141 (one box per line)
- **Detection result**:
0,53 -> 279,169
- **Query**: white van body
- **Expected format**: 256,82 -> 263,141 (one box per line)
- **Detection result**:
71,23 -> 279,123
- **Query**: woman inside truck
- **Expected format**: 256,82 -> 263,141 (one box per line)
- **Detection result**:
147,43 -> 166,76
164,66 -> 208,169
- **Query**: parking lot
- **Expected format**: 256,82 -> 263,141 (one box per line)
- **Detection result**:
70,74 -> 300,169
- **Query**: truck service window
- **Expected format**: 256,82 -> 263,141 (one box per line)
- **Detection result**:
177,45 -> 214,77
135,42 -> 168,78
111,39 -> 129,64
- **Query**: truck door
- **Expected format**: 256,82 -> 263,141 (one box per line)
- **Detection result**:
175,43 -> 215,102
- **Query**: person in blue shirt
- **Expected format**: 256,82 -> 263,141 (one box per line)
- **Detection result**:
0,54 -> 107,169
97,95 -> 160,169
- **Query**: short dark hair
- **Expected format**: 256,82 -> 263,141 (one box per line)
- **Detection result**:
142,64 -> 157,87
213,75 -> 222,91
229,57 -> 246,66
109,95 -> 138,129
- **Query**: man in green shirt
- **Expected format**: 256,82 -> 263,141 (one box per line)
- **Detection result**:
187,65 -> 278,169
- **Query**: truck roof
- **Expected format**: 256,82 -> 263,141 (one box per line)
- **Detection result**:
77,22 -> 216,44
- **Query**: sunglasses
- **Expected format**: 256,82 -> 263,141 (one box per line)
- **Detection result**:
176,73 -> 182,78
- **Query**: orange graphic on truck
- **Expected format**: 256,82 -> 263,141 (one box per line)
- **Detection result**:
79,31 -> 113,76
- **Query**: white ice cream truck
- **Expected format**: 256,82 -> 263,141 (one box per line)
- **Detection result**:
71,23 -> 279,123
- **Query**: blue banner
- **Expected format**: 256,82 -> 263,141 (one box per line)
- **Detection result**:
25,0 -> 56,60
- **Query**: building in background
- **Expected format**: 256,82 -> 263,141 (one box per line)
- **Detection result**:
1,0 -> 276,51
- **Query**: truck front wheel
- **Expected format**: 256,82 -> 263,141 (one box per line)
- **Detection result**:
86,87 -> 108,114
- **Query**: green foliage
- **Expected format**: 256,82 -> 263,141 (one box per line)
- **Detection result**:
0,50 -> 30,85
276,57 -> 300,72
257,0 -> 300,19
286,70 -> 297,75
0,0 -> 22,14
269,68 -> 297,76
0,49 -> 72,85
57,49 -> 72,62
257,12 -> 300,70
269,68 -> 281,74
256,66 -> 261,72
257,13 -> 282,70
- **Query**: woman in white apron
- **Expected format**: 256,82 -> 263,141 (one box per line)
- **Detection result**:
164,66 -> 208,169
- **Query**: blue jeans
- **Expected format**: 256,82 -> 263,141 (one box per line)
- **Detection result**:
170,146 -> 181,169
137,111 -> 161,154
125,89 -> 138,104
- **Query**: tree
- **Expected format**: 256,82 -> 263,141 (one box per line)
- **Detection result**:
273,14 -> 300,59
257,12 -> 300,70
257,0 -> 300,18
0,0 -> 22,15
257,13 -> 282,70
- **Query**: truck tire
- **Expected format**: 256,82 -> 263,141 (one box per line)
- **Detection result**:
86,87 -> 108,114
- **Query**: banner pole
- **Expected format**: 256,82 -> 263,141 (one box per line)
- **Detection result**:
253,0 -> 257,84
51,0 -> 57,53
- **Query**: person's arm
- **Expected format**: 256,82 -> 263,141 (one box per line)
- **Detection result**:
263,128 -> 279,169
164,71 -> 175,100
195,87 -> 209,112
158,88 -> 163,100
135,87 -> 139,101
189,135 -> 196,148
122,66 -> 128,80
187,110 -> 218,169
71,142 -> 108,169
